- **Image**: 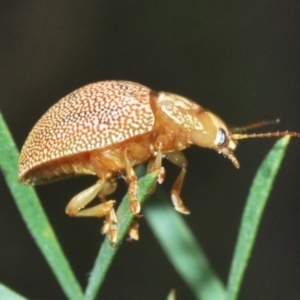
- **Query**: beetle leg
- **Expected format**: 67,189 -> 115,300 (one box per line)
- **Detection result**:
165,151 -> 190,214
146,158 -> 157,195
124,154 -> 140,214
65,179 -> 114,217
152,149 -> 166,184
146,150 -> 166,196
65,179 -> 118,245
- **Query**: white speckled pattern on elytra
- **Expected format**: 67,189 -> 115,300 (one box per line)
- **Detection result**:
19,81 -> 155,179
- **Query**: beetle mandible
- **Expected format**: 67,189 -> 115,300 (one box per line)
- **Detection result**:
18,80 -> 300,245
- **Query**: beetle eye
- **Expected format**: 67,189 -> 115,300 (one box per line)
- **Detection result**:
217,128 -> 227,146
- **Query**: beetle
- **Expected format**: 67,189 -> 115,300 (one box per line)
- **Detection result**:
18,80 -> 300,245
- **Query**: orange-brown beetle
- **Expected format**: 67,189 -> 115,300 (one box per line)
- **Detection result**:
18,80 -> 300,245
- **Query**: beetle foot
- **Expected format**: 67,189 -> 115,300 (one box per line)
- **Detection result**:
127,214 -> 143,241
157,166 -> 166,184
129,200 -> 141,214
101,208 -> 118,246
171,191 -> 190,215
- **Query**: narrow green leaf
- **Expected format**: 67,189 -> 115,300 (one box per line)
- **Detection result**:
227,137 -> 290,300
84,170 -> 159,300
0,112 -> 84,300
0,283 -> 28,300
166,289 -> 176,300
144,189 -> 226,300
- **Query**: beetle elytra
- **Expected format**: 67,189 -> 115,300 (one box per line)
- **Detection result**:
18,80 -> 300,245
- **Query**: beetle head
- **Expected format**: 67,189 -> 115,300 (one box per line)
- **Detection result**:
189,111 -> 240,168
190,113 -> 300,169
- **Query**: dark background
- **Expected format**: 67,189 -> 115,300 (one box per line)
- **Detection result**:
1,1 -> 300,299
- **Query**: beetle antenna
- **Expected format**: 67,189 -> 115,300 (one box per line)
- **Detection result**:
232,131 -> 300,140
231,118 -> 280,133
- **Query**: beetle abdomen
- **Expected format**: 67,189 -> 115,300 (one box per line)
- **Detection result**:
19,81 -> 156,183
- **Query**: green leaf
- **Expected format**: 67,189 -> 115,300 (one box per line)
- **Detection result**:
144,189 -> 226,300
227,136 -> 290,300
0,112 -> 83,300
166,289 -> 176,300
0,283 -> 29,300
84,169 -> 159,300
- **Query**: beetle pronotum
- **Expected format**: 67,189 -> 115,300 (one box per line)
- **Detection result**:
18,80 -> 300,245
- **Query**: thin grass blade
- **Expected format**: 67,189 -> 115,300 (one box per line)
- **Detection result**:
0,112 -> 83,300
84,169 -> 159,300
227,136 -> 290,300
0,283 -> 29,300
166,289 -> 176,300
144,189 -> 226,300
